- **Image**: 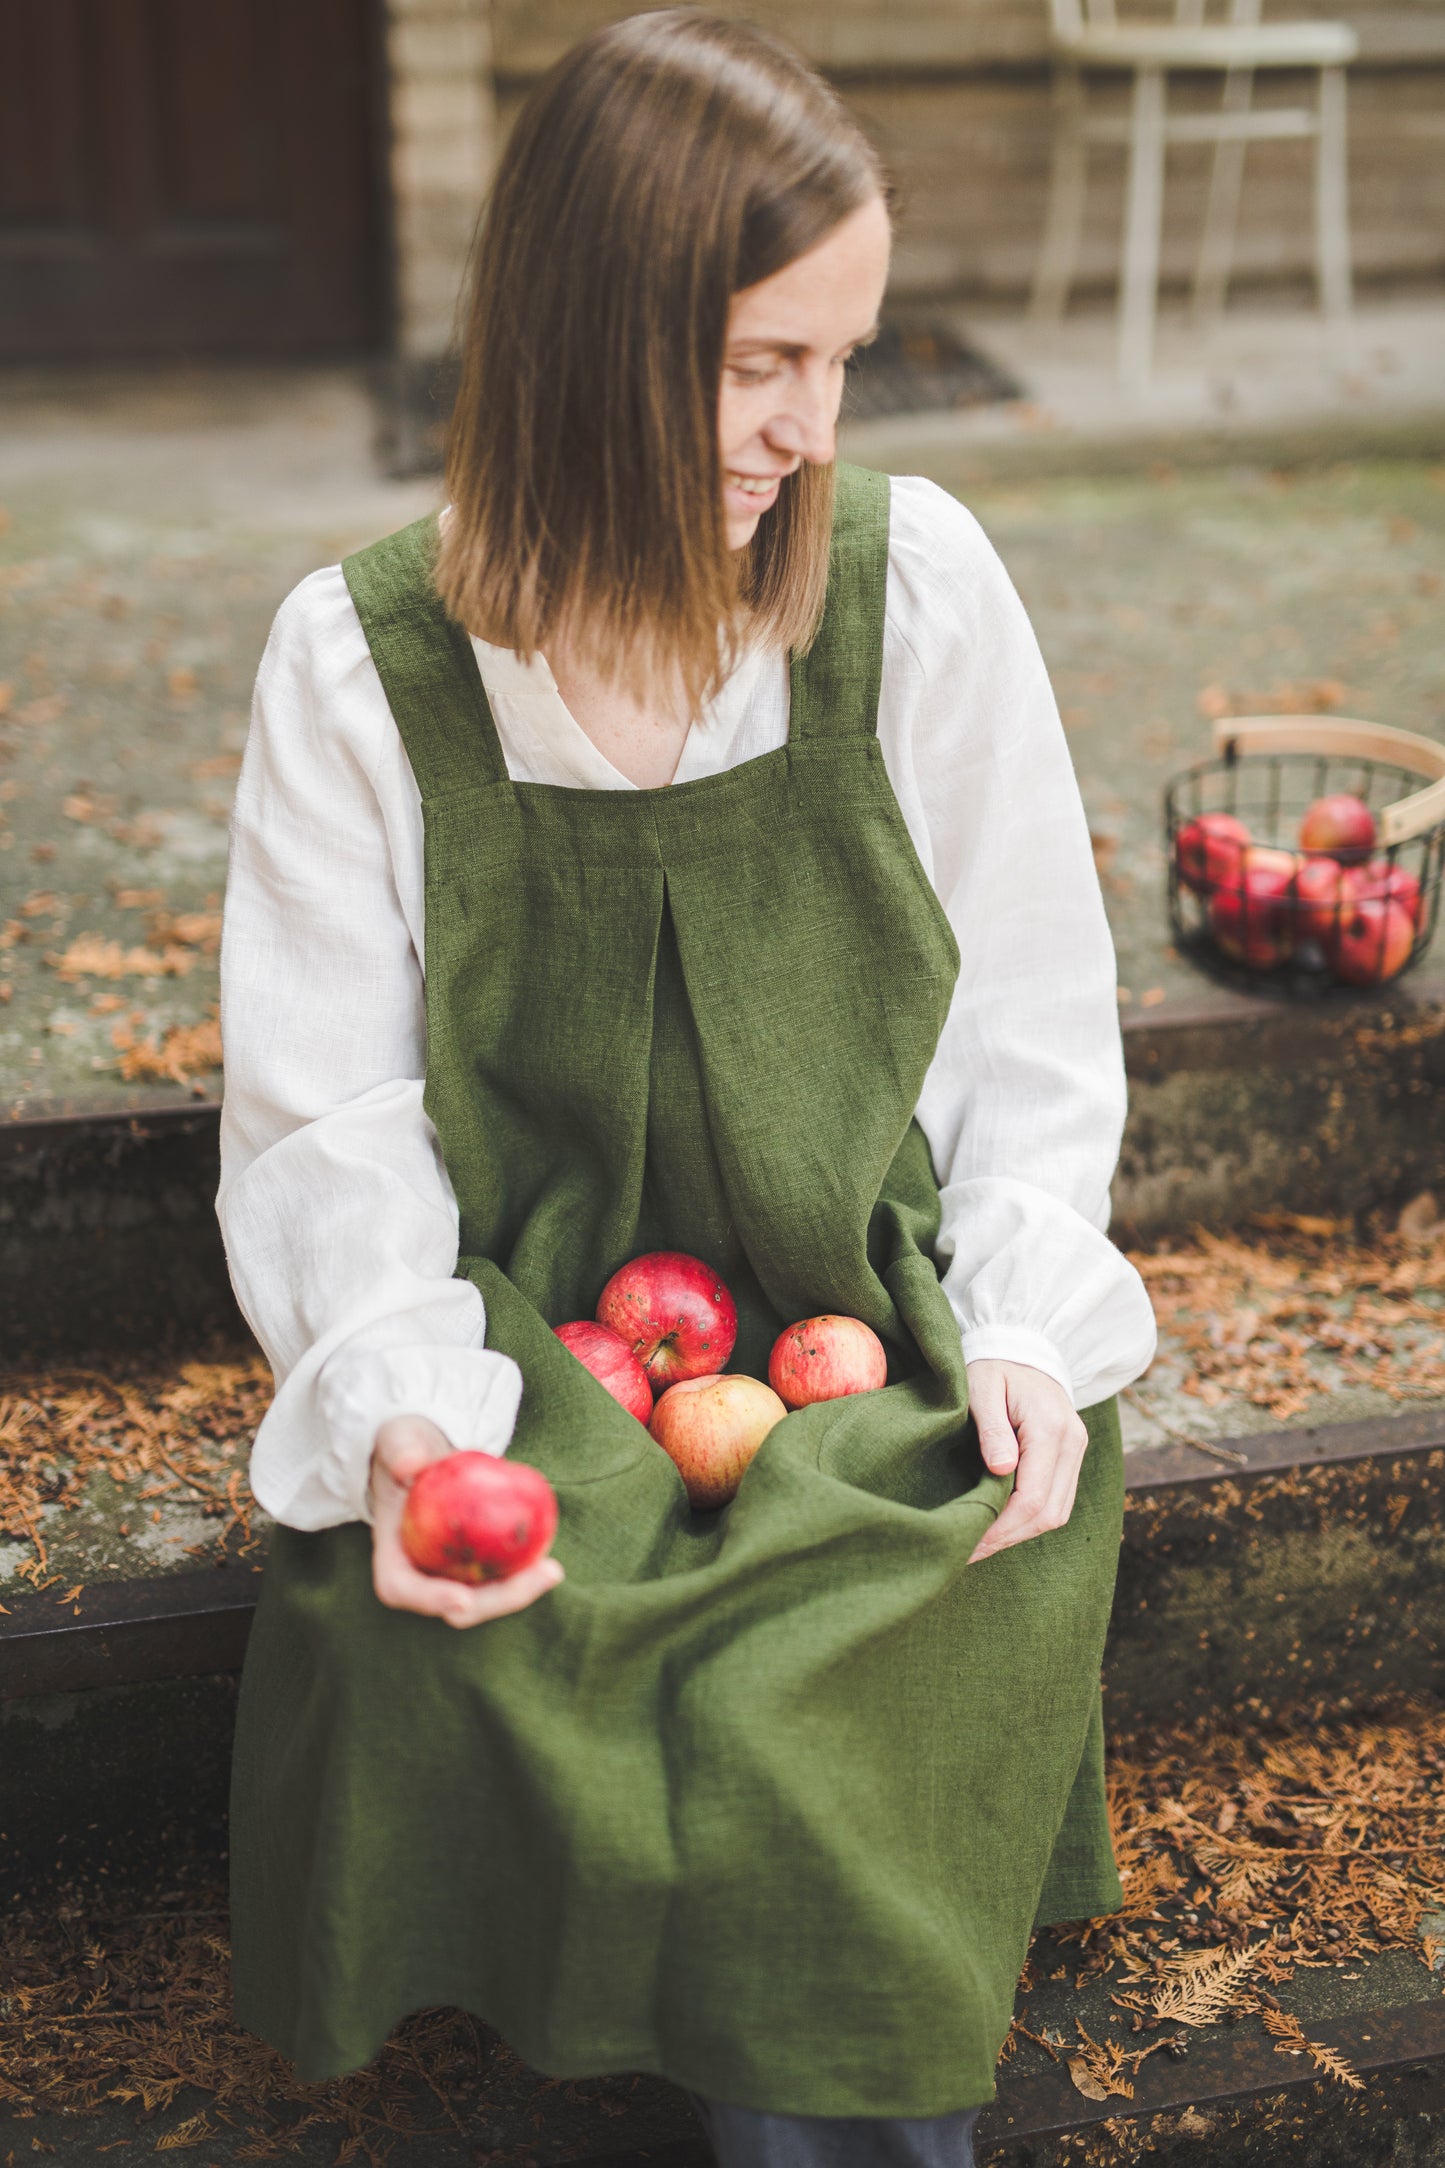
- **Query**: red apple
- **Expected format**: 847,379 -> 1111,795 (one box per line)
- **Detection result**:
1292,853 -> 1352,950
648,1373 -> 786,1509
1345,855 -> 1423,928
768,1314 -> 888,1410
596,1251 -> 738,1386
1208,845 -> 1299,969
554,1319 -> 653,1422
401,1451 -> 558,1584
1175,811 -> 1252,895
1299,793 -> 1376,863
1333,896 -> 1415,986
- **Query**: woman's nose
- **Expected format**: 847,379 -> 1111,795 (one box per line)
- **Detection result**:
766,371 -> 839,467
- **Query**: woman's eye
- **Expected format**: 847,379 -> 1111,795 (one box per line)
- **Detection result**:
728,365 -> 776,386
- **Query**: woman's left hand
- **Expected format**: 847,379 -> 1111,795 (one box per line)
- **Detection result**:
964,1358 -> 1088,1565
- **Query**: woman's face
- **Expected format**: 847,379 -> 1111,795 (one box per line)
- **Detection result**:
719,192 -> 891,551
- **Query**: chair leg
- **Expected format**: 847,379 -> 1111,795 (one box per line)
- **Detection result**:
1314,64 -> 1352,321
1192,66 -> 1254,324
1119,64 -> 1166,385
1031,66 -> 1088,324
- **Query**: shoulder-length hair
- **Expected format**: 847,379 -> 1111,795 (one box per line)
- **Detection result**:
435,9 -> 887,710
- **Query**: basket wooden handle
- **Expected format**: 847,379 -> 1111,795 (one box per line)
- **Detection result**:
1212,715 -> 1445,846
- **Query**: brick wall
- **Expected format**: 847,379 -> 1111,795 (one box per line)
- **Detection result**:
385,0 -> 497,359
384,0 -> 1445,361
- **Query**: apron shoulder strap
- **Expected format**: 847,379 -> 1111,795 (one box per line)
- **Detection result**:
787,463 -> 891,743
342,515 -> 509,796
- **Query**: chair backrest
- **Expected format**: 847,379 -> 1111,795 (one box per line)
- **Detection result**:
1046,0 -> 1262,31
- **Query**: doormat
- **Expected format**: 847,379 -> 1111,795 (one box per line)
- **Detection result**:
845,318 -> 1021,420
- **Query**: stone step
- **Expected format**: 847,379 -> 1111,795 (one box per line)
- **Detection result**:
7,968 -> 1444,1360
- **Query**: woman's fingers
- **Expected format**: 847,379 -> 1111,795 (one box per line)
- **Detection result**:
374,1547 -> 565,1629
966,1359 -> 1088,1565
968,1363 -> 1020,1476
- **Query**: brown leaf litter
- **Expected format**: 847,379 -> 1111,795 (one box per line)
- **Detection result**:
4,1700 -> 1438,2160
1126,1212 -> 1445,1422
1015,1693 -> 1445,2119
0,1352 -> 268,1587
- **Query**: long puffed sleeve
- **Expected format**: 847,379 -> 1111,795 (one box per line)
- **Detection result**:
218,567 -> 522,1531
880,477 -> 1157,1410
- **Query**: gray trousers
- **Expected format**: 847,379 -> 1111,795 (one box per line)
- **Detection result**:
690,2095 -> 980,2166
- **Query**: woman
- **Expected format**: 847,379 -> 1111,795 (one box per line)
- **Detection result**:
219,13 -> 1157,2164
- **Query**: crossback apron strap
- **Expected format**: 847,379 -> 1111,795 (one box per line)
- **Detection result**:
787,463 -> 891,742
342,515 -> 510,796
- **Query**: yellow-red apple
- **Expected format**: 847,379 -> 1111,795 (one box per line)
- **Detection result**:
649,1373 -> 786,1508
1299,793 -> 1376,863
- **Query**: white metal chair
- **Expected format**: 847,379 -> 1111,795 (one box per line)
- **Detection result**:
1030,0 -> 1360,382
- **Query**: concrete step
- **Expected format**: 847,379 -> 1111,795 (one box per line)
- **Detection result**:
7,968 -> 1445,1359
4,1848 -> 1443,2165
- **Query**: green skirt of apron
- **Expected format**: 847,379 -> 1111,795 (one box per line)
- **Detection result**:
229,467 -> 1125,2113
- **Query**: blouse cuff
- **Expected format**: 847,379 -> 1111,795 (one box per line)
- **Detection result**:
316,1343 -> 525,1524
936,1175 -> 1158,1414
959,1326 -> 1074,1401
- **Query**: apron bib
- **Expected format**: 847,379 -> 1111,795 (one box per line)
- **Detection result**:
229,466 -> 1125,2113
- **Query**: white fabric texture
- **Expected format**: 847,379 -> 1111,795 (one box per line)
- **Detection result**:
218,474 -> 1157,1530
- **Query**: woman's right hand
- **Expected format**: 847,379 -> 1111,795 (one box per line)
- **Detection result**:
368,1414 -> 565,1629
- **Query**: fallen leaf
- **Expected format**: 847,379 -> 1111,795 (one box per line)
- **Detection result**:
1397,1190 -> 1442,1243
1197,684 -> 1231,720
54,935 -> 195,983
1141,987 -> 1166,1007
14,694 -> 68,727
1068,2057 -> 1111,2101
167,666 -> 199,701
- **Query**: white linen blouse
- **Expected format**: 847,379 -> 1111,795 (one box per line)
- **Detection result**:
218,473 -> 1157,1531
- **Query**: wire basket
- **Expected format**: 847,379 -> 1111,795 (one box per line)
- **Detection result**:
1165,717 -> 1445,999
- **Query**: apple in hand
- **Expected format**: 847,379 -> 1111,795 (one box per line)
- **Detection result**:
596,1251 -> 738,1386
1208,846 -> 1298,968
1175,811 -> 1252,894
1333,896 -> 1415,986
554,1319 -> 653,1422
649,1373 -> 786,1508
1299,793 -> 1376,863
401,1451 -> 558,1583
768,1315 -> 888,1409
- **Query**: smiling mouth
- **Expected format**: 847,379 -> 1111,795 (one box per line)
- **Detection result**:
725,471 -> 785,497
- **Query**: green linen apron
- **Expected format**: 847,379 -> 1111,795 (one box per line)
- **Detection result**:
229,464 -> 1125,2113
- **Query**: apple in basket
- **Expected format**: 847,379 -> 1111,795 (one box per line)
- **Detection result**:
768,1315 -> 888,1409
1299,793 -> 1376,864
1293,854 -> 1354,951
1347,855 -> 1423,929
649,1374 -> 787,1509
1208,846 -> 1299,969
554,1319 -> 653,1422
401,1451 -> 558,1583
1333,896 -> 1416,987
596,1250 -> 738,1386
1174,811 -> 1252,894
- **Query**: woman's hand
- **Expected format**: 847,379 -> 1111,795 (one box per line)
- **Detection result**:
964,1359 -> 1088,1565
369,1414 -> 564,1628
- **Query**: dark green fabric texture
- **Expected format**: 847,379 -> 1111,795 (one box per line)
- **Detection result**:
229,464 -> 1125,2112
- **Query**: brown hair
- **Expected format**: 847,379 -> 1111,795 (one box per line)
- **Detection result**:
435,9 -> 887,710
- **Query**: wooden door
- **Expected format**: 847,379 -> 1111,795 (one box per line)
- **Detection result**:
0,0 -> 386,358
